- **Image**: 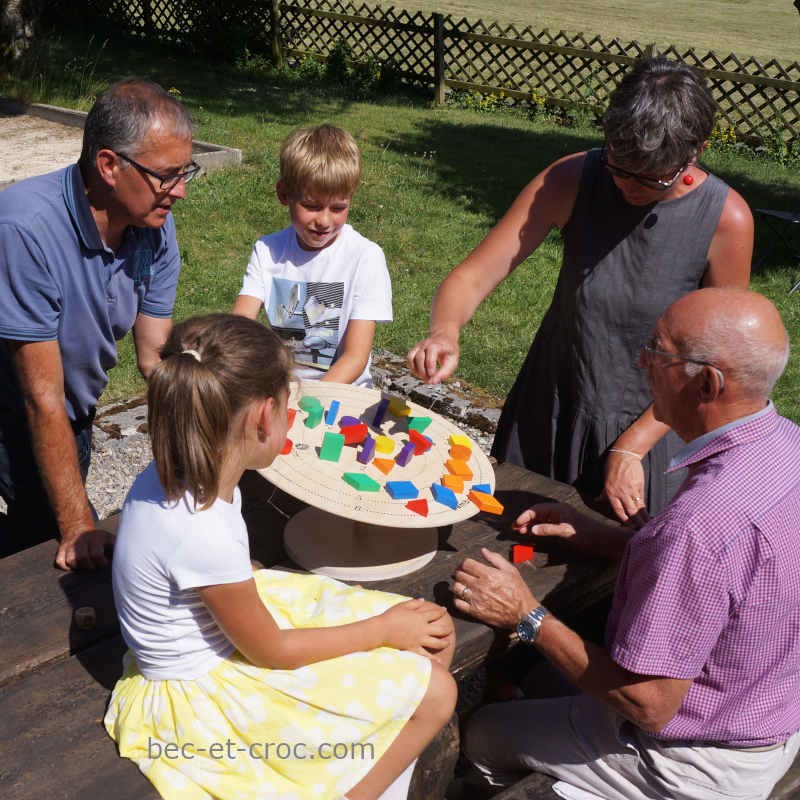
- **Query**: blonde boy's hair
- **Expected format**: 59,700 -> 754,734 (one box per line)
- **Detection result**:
279,124 -> 360,197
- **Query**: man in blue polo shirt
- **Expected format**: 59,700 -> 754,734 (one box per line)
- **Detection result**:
0,78 -> 197,570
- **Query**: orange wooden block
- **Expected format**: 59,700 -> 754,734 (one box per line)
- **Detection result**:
441,474 -> 464,493
468,489 -> 504,515
280,438 -> 293,455
287,408 -> 297,428
511,543 -> 535,563
445,458 -> 473,480
449,443 -> 471,461
406,498 -> 429,517
372,458 -> 395,475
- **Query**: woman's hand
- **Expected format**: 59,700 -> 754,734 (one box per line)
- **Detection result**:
380,599 -> 454,655
512,502 -> 586,540
406,333 -> 459,385
600,450 -> 645,522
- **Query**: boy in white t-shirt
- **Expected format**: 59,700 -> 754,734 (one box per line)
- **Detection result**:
233,124 -> 392,387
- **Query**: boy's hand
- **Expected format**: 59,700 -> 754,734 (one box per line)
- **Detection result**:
407,333 -> 459,384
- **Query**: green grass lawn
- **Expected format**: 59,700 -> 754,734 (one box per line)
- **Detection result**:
3,28 -> 800,423
391,0 -> 800,66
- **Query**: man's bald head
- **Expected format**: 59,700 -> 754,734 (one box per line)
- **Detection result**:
661,288 -> 789,402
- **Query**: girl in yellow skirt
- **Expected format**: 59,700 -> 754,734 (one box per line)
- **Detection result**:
104,313 -> 457,800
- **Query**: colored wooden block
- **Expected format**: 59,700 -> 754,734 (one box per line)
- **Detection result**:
409,429 -> 433,455
341,422 -> 368,445
342,472 -> 381,492
406,498 -> 429,517
511,543 -> 535,564
304,407 -> 323,428
372,458 -> 395,475
471,483 -> 491,494
299,396 -> 323,412
375,435 -> 394,454
441,474 -> 464,493
357,435 -> 375,465
385,481 -> 419,500
372,398 -> 389,427
324,400 -> 340,426
280,438 -> 293,455
448,433 -> 471,449
395,441 -> 415,467
387,396 -> 412,417
468,490 -> 504,515
445,458 -> 473,480
287,408 -> 297,428
319,431 -> 345,462
450,443 -> 471,461
431,483 -> 458,510
408,416 -> 432,433
340,415 -> 361,427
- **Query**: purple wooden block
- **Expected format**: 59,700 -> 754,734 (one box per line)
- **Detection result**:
340,415 -> 361,427
395,441 -> 415,467
357,435 -> 376,464
373,398 -> 390,427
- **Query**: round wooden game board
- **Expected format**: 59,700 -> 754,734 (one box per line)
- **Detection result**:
259,381 -> 496,580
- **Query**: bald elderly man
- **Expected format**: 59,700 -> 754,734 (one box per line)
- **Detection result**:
455,288 -> 800,800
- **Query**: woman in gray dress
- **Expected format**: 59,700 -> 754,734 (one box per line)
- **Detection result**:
407,57 -> 753,520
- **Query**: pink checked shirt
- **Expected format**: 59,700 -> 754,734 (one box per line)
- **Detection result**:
606,404 -> 800,745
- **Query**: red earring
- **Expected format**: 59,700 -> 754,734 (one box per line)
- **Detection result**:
683,174 -> 694,186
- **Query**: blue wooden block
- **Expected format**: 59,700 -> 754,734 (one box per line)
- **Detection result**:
324,400 -> 340,426
357,435 -> 376,464
385,481 -> 419,500
373,397 -> 390,427
394,441 -> 415,467
431,483 -> 458,509
471,483 -> 491,494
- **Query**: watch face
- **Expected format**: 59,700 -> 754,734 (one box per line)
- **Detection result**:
518,619 -> 534,644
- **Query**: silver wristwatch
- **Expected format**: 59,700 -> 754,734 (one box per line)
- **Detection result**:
517,605 -> 549,645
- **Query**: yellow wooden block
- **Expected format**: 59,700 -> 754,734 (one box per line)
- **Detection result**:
372,458 -> 395,475
448,433 -> 471,448
441,474 -> 464,493
445,458 -> 473,480
387,396 -> 412,417
375,435 -> 395,454
468,489 -> 504,515
450,444 -> 471,461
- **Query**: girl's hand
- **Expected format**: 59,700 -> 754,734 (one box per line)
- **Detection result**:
599,450 -> 645,522
380,599 -> 454,654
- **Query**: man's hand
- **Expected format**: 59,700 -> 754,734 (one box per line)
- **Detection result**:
406,332 -> 459,385
452,547 -> 537,628
55,527 -> 115,571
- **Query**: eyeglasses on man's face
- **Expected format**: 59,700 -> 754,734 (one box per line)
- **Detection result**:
640,343 -> 725,391
115,151 -> 201,191
601,147 -> 689,192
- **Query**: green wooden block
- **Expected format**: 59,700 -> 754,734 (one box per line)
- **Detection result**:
299,396 -> 323,412
408,416 -> 432,433
319,431 -> 345,461
305,407 -> 323,428
342,472 -> 381,492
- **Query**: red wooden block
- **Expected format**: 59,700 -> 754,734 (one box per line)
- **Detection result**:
408,429 -> 433,455
287,408 -> 297,428
340,422 -> 368,445
406,498 -> 429,517
280,438 -> 293,455
511,543 -> 535,564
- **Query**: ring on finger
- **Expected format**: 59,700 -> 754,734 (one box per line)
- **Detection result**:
460,585 -> 470,601
633,495 -> 642,502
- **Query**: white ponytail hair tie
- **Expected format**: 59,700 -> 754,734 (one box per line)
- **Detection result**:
182,349 -> 202,362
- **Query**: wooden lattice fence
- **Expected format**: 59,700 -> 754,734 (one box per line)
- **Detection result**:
83,0 -> 800,144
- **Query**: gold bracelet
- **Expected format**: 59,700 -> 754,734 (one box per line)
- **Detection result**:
608,447 -> 643,460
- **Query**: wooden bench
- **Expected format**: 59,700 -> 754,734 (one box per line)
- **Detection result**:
0,463 -> 617,799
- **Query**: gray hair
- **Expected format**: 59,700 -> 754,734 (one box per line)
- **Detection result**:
679,315 -> 790,400
79,78 -> 194,173
603,57 -> 717,175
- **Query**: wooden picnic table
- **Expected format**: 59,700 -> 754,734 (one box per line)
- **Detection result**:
0,462 -> 617,799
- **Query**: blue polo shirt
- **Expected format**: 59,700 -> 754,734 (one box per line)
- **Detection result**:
0,165 -> 180,422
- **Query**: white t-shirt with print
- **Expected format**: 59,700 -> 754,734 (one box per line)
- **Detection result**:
112,462 -> 253,680
239,224 -> 392,387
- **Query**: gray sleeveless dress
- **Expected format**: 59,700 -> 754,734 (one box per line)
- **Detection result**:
491,148 -> 729,515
